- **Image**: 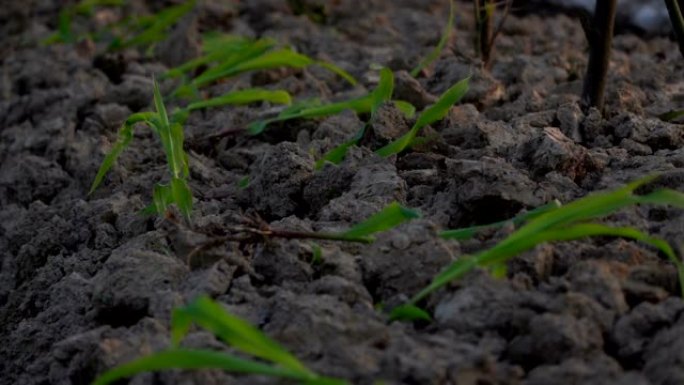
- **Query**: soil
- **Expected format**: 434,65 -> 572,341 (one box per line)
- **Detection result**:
1,1 -> 684,384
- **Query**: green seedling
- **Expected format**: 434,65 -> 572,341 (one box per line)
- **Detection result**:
164,34 -> 276,80
42,0 -> 125,45
341,202 -> 421,241
168,34 -> 356,98
391,176 -> 684,321
89,81 -> 193,221
92,296 -> 347,385
90,79 -> 291,220
659,109 -> 684,122
376,76 -> 469,157
248,68 -> 408,135
411,0 -> 455,77
109,0 -> 196,51
186,88 -> 292,111
315,67 -> 396,169
439,200 -> 562,240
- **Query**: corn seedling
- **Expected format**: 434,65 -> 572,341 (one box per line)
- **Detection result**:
392,176 -> 684,321
376,76 -> 469,157
248,68 -> 410,136
42,0 -> 125,45
410,0 -> 456,77
473,0 -> 512,69
439,200 -> 562,241
89,80 -> 292,220
660,109 -> 684,122
43,0 -> 196,53
167,33 -> 356,98
108,0 -> 196,51
315,67 -> 396,169
92,296 -> 348,385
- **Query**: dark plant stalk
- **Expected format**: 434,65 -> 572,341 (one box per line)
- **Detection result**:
474,0 -> 493,67
664,0 -> 684,57
581,0 -> 617,111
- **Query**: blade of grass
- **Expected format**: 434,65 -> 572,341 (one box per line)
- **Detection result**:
248,94 -> 374,135
393,100 -> 416,118
376,76 -> 469,157
173,296 -> 312,375
115,0 -> 196,49
191,48 -> 312,89
410,0 -> 455,77
315,61 -> 358,85
408,176 -> 684,305
314,68 -> 397,169
187,89 -> 292,111
89,111 -> 156,194
91,348 -> 314,385
439,200 -> 562,240
659,109 -> 684,122
389,304 -> 432,322
342,202 -> 420,240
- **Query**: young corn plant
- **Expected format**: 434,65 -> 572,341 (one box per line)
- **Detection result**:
375,76 -> 469,157
315,67 -> 398,169
166,33 -> 357,99
42,0 -> 125,45
108,0 -> 196,51
89,80 -> 292,220
392,176 -> 684,321
246,68 -> 414,136
92,296 -> 348,385
410,0 -> 456,77
43,0 -> 197,53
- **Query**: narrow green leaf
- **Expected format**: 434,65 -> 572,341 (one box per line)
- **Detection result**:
389,304 -> 432,322
376,76 -> 469,157
91,349 -> 311,385
439,200 -> 562,240
117,0 -> 196,49
174,296 -> 312,375
310,243 -> 323,265
659,109 -> 684,122
393,100 -> 416,118
152,183 -> 172,215
410,0 -> 455,77
315,61 -> 358,85
315,138 -> 357,170
409,175 -> 684,305
89,112 -> 156,194
238,176 -> 250,189
342,202 -> 421,240
314,68 -> 395,168
164,35 -> 262,79
410,256 -> 477,304
247,95 -> 373,135
171,177 -> 193,220
187,89 -> 292,111
191,48 -> 312,89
